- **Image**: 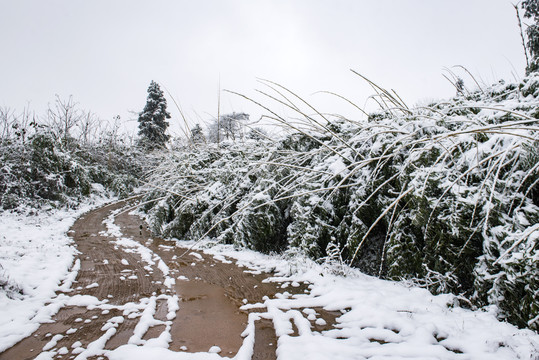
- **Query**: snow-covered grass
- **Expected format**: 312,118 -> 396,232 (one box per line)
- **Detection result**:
0,191 -> 114,352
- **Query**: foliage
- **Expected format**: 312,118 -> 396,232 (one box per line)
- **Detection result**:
141,74 -> 539,331
0,102 -> 148,210
522,0 -> 539,73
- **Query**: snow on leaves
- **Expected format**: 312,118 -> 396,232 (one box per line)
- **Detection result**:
143,75 -> 539,332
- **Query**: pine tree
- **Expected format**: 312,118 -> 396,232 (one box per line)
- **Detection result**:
137,81 -> 171,149
521,0 -> 539,73
190,124 -> 205,144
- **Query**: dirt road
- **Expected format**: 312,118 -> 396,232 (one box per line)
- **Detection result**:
0,199 -> 336,359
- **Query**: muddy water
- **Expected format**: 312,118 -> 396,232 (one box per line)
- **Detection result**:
0,200 -> 338,360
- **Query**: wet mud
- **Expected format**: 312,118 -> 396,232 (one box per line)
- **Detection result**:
0,199 -> 338,359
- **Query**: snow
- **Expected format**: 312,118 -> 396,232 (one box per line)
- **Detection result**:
163,277 -> 176,288
212,255 -> 232,264
85,282 -> 99,289
166,295 -> 180,320
42,334 -> 63,351
2,197 -> 538,359
0,195 -> 113,352
327,157 -> 347,176
176,240 -> 539,360
74,324 -> 118,360
189,252 -> 203,260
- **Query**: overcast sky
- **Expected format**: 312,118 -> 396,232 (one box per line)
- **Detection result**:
0,0 -> 527,137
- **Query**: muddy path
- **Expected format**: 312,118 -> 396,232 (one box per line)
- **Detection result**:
0,199 -> 337,360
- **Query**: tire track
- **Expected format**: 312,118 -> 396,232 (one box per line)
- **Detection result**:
0,199 -> 338,360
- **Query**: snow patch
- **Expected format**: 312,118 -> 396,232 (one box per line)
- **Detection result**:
0,196 -> 112,353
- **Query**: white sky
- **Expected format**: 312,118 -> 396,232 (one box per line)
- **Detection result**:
0,0 -> 527,137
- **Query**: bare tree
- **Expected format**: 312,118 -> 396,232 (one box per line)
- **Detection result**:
101,115 -> 123,151
0,107 -> 16,141
46,95 -> 82,144
207,112 -> 249,143
0,106 -> 37,144
77,111 -> 99,146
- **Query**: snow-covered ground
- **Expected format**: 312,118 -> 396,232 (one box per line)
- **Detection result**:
0,191 -> 113,353
1,198 -> 538,359
101,236 -> 539,360
163,241 -> 539,360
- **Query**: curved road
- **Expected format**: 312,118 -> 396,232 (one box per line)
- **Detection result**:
0,199 -> 314,359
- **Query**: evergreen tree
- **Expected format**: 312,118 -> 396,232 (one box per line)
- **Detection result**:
190,124 -> 205,144
137,81 -> 171,149
521,0 -> 539,73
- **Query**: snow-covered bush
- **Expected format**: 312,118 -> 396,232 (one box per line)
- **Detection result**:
0,125 -> 146,210
142,75 -> 538,331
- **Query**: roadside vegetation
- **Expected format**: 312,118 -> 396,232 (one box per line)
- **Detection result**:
0,97 -> 146,210
140,73 -> 539,332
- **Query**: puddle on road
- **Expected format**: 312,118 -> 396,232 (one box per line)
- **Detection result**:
253,318 -> 278,360
170,279 -> 247,357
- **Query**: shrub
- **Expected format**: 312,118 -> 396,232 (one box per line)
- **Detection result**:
141,75 -> 539,331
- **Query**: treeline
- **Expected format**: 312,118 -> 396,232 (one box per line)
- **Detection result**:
0,97 -> 146,210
